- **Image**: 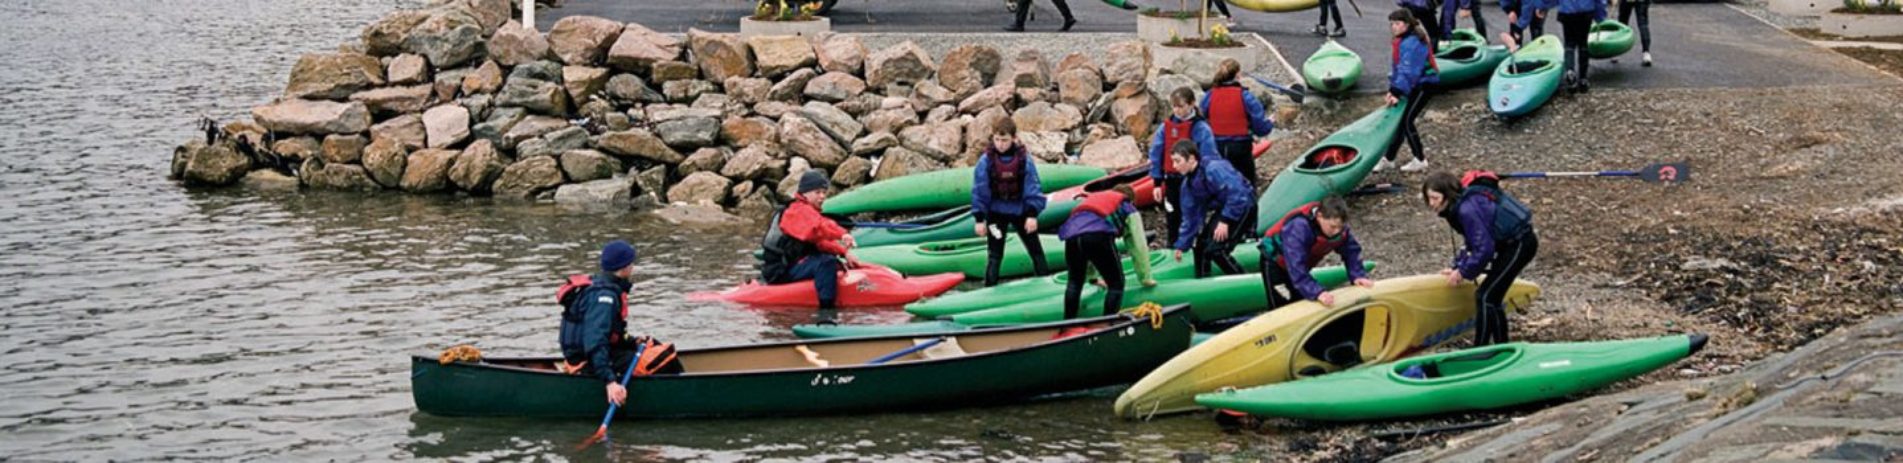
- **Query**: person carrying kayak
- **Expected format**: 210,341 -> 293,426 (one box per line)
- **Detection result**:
973,118 -> 1052,287
1258,196 -> 1374,309
1380,9 -> 1440,174
1397,0 -> 1442,45
760,170 -> 864,316
1148,87 -> 1221,248
1616,0 -> 1654,66
1058,185 -> 1155,320
1199,58 -> 1276,232
1556,0 -> 1607,93
1314,0 -> 1348,36
1422,171 -> 1538,347
1502,0 -> 1551,50
559,240 -> 683,407
1170,142 -> 1254,278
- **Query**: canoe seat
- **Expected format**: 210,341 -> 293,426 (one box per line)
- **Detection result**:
916,338 -> 967,360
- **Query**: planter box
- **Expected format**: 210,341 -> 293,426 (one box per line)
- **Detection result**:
1150,42 -> 1264,77
1137,14 -> 1226,43
1821,10 -> 1903,38
1769,0 -> 1836,17
739,16 -> 831,39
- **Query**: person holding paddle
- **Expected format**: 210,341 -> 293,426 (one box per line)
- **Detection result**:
1259,196 -> 1375,309
559,241 -> 683,408
1422,171 -> 1538,347
972,118 -> 1051,287
1058,185 -> 1152,319
1170,142 -> 1254,278
1148,87 -> 1221,248
1381,9 -> 1440,174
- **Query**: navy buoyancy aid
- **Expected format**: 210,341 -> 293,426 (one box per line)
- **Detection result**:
1455,171 -> 1534,241
987,148 -> 1027,201
1262,202 -> 1349,268
1205,84 -> 1250,137
759,206 -> 816,283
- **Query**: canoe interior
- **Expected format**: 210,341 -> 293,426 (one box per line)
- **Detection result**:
1440,45 -> 1481,62
1505,59 -> 1555,76
1295,146 -> 1360,175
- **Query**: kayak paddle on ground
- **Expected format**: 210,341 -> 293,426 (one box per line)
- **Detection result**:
1247,74 -> 1307,104
577,342 -> 647,451
1502,162 -> 1691,183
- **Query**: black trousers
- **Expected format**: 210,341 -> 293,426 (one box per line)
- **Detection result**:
1193,213 -> 1247,278
1013,0 -> 1075,26
1467,0 -> 1490,40
1618,0 -> 1651,52
1317,0 -> 1345,29
983,212 -> 1049,286
1473,231 -> 1538,346
1405,5 -> 1443,45
1063,233 -> 1126,319
1260,255 -> 1298,310
1384,83 -> 1435,162
1559,12 -> 1594,87
1509,11 -> 1547,45
1216,139 -> 1259,232
1162,175 -> 1185,246
1207,0 -> 1232,17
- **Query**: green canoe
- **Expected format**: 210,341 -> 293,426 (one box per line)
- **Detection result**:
1489,35 -> 1564,118
853,202 -> 1080,248
1254,102 -> 1404,234
1587,20 -> 1636,59
823,164 -> 1108,216
1302,40 -> 1362,95
1439,28 -> 1487,50
905,244 -> 1261,318
412,305 -> 1195,419
1436,41 -> 1510,87
853,234 -> 1085,278
1195,333 -> 1707,421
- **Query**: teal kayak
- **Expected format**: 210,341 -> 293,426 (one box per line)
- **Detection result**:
1489,35 -> 1564,118
1436,41 -> 1510,87
905,242 -> 1265,318
854,234 -> 1087,278
1254,102 -> 1403,234
1587,20 -> 1636,59
1302,40 -> 1361,95
1439,28 -> 1487,50
1195,333 -> 1707,421
824,164 -> 1108,216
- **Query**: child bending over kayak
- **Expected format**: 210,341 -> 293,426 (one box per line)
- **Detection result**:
1259,196 -> 1375,309
1059,185 -> 1155,319
1148,87 -> 1221,247
973,118 -> 1051,287
1170,143 -> 1254,278
1422,171 -> 1539,347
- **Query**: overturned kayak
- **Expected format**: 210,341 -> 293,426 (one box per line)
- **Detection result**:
1436,41 -> 1510,87
687,264 -> 965,308
1302,40 -> 1362,95
1254,102 -> 1402,234
905,243 -> 1264,319
1113,274 -> 1542,418
854,234 -> 1084,278
1489,35 -> 1564,118
823,164 -> 1107,216
1197,334 -> 1707,421
413,305 -> 1195,418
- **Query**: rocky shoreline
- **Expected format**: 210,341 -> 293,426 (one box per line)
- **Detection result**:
168,0 -> 1291,219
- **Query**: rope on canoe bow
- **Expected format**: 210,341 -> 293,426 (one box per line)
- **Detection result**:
1122,302 -> 1165,329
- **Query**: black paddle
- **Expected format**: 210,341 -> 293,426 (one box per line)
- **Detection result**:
1247,74 -> 1307,104
1501,162 -> 1691,183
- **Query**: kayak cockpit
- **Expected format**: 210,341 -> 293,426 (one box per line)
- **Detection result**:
1298,146 -> 1359,172
1438,45 -> 1481,62
1391,345 -> 1523,383
1505,59 -> 1555,76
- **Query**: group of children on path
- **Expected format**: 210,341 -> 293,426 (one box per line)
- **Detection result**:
1319,0 -> 1656,95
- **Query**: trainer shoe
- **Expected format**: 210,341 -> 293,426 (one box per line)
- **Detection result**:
1642,52 -> 1653,67
1313,24 -> 1329,36
1374,158 -> 1395,172
1330,27 -> 1347,38
1401,158 -> 1430,172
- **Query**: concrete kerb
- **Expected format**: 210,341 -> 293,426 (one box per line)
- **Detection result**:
1727,2 -> 1903,83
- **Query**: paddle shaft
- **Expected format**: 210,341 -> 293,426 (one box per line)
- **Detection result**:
1247,74 -> 1306,104
867,337 -> 946,364
590,343 -> 647,439
1503,163 -> 1688,183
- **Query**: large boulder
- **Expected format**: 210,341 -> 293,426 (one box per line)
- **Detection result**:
320,134 -> 367,164
1057,68 -> 1104,106
447,139 -> 507,192
898,122 -> 963,162
746,35 -> 817,78
496,78 -> 571,115
1000,49 -> 1051,89
547,16 -> 623,65
387,54 -> 430,85
362,137 -> 408,187
661,79 -> 716,103
515,126 -> 590,158
400,148 -> 459,192
285,52 -> 385,100
938,45 -> 1002,97
554,178 -> 632,205
812,32 -> 866,75
865,41 -> 935,88
720,116 -> 779,147
606,74 -> 665,104
678,147 -> 728,176
634,165 -> 670,202
873,147 -> 945,181
863,107 -> 919,134
470,108 -> 525,147
252,99 -> 371,135
462,60 -> 505,95
780,114 -> 848,168
559,149 -> 622,182
767,68 -> 818,102
722,76 -> 771,105
271,136 -> 321,163
1012,101 -> 1083,133
963,106 -> 1009,162
177,141 -> 252,186
300,159 -> 381,191
850,131 -> 900,156
492,156 -> 566,199
1148,74 -> 1200,108
912,80 -> 958,108
754,100 -> 799,119
500,115 -> 568,150
667,171 -> 733,206
371,114 -> 427,150
650,61 -> 699,82
1020,130 -> 1068,162
422,104 -> 471,149
1112,90 -> 1159,143
361,10 -> 430,57
1057,53 -> 1100,76
654,116 -> 721,148
798,101 -> 863,146
687,29 -> 754,83
1102,41 -> 1152,86
562,65 -> 612,103
349,84 -> 433,116
803,71 -> 866,103
488,20 -> 550,66
831,155 -> 873,187
239,169 -> 300,192
606,23 -> 682,71
596,129 -> 684,163
647,107 -> 724,124
691,93 -> 744,118
721,145 -> 775,180
958,84 -> 1016,114
402,12 -> 484,68
1169,50 -> 1225,88
1079,136 -> 1143,170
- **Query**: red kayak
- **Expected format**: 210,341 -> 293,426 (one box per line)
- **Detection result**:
1050,139 -> 1273,207
689,264 -> 965,308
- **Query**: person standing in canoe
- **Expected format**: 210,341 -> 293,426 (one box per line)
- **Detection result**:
1380,9 -> 1440,174
1199,58 -> 1276,232
1149,87 -> 1221,248
973,118 -> 1052,287
1422,171 -> 1538,347
1556,0 -> 1607,93
1617,0 -> 1654,66
1059,185 -> 1154,319
1397,0 -> 1442,45
1170,143 -> 1254,278
1258,196 -> 1375,309
559,241 -> 683,407
760,170 -> 865,316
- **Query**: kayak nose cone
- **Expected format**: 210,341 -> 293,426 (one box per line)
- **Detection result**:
1687,333 -> 1709,354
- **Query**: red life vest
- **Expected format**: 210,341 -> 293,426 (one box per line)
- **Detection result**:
1262,202 -> 1349,269
1070,190 -> 1127,219
1160,117 -> 1197,174
1204,84 -> 1250,137
987,148 -> 1026,201
1461,170 -> 1499,187
557,274 -> 627,319
1392,36 -> 1440,74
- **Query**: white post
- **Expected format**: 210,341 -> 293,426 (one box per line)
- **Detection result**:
522,0 -> 536,31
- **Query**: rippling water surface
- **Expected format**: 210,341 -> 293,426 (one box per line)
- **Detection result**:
0,1 -> 1248,460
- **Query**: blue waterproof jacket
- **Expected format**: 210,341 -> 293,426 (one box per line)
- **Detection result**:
1197,84 -> 1276,142
1174,158 -> 1255,251
1147,116 -> 1221,181
1557,0 -> 1606,19
1390,35 -> 1442,97
1444,194 -> 1499,280
971,145 -> 1047,219
1276,217 -> 1370,300
558,273 -> 632,383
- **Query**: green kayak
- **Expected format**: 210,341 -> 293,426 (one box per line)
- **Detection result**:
1439,28 -> 1487,50
1436,41 -> 1510,87
905,244 -> 1261,318
823,164 -> 1108,216
1489,35 -> 1564,118
1254,102 -> 1404,234
853,202 -> 1079,248
1195,333 -> 1708,421
854,234 -> 1087,278
1302,40 -> 1362,95
1587,20 -> 1636,59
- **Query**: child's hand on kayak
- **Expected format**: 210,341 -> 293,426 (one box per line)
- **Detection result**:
1440,268 -> 1463,286
1385,94 -> 1400,106
1152,187 -> 1165,204
1173,250 -> 1184,262
1353,278 -> 1374,288
1318,292 -> 1336,305
974,222 -> 987,237
1023,217 -> 1037,234
841,234 -> 856,249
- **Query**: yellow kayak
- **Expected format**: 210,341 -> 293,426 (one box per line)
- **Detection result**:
1227,0 -> 1319,13
1112,274 -> 1541,419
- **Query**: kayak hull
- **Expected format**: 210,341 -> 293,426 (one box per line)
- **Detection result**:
688,264 -> 965,308
854,234 -> 1089,278
1113,274 -> 1542,418
1436,43 -> 1510,87
1302,40 -> 1362,95
1488,35 -> 1564,118
1587,20 -> 1636,59
853,201 -> 1079,249
824,164 -> 1107,216
1254,102 -> 1403,234
1439,28 -> 1488,50
949,263 -> 1376,326
1196,334 -> 1706,421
